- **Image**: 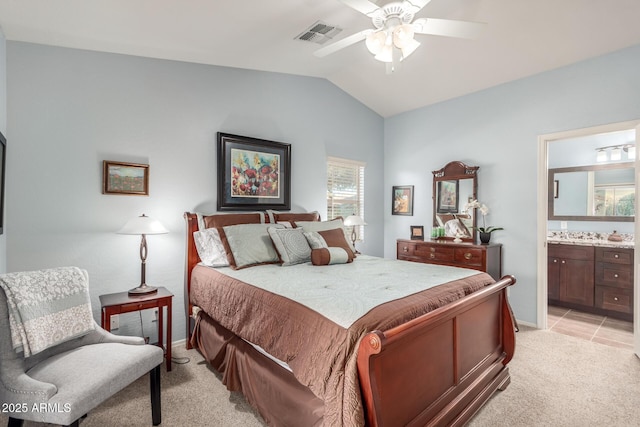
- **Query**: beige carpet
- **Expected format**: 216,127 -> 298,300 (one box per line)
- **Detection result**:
3,326 -> 640,426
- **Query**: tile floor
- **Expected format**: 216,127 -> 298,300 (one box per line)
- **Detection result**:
547,305 -> 634,350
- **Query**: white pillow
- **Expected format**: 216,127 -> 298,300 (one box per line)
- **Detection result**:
268,227 -> 311,266
193,228 -> 229,267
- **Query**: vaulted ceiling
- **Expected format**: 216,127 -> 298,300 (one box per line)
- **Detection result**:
1,0 -> 640,117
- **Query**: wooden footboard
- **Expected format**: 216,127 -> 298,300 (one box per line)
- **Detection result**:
357,275 -> 516,427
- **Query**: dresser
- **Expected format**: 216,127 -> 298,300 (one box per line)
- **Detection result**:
397,239 -> 502,280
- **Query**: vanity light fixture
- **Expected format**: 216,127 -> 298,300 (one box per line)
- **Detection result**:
595,143 -> 635,162
610,147 -> 622,161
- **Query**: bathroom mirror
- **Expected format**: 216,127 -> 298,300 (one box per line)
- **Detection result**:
432,161 -> 478,241
548,162 -> 634,222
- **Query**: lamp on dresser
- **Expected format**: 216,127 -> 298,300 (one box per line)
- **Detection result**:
118,214 -> 169,295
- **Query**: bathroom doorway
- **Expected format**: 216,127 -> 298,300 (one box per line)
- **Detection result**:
537,119 -> 640,356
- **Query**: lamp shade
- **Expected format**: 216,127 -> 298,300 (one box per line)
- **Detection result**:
118,214 -> 169,235
344,215 -> 367,227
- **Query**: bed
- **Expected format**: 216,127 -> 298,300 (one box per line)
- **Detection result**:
183,211 -> 517,426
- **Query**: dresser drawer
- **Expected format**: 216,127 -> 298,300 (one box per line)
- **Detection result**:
454,248 -> 483,267
595,286 -> 633,314
595,247 -> 632,265
415,245 -> 454,263
397,242 -> 416,257
595,262 -> 633,288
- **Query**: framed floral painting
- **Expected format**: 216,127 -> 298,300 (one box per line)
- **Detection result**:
217,132 -> 291,211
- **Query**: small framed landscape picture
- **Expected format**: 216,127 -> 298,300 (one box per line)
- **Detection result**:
410,225 -> 424,240
392,185 -> 414,216
103,161 -> 149,196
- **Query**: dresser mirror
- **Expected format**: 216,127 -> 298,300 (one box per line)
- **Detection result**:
548,162 -> 634,222
432,161 -> 479,241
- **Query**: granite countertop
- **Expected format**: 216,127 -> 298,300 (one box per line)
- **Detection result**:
547,231 -> 635,249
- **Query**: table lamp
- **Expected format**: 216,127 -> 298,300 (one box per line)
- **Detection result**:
343,215 -> 367,252
118,214 -> 169,295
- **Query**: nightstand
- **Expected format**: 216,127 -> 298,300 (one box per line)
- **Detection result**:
99,287 -> 174,371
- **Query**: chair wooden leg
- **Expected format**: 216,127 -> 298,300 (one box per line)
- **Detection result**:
150,364 -> 161,426
7,418 -> 24,427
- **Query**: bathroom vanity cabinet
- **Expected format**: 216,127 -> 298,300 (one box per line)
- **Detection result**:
548,243 -> 633,321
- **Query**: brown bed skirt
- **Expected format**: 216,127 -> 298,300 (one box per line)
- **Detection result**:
192,310 -> 325,427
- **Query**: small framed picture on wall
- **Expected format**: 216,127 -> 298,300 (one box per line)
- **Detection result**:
103,161 -> 150,196
392,185 -> 414,216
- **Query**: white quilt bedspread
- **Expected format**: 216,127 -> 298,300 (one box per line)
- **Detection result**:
213,255 -> 480,328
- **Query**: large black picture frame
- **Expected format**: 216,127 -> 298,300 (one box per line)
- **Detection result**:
0,131 -> 5,235
217,132 -> 291,211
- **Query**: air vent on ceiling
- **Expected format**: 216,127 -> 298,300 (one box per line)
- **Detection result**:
295,21 -> 343,45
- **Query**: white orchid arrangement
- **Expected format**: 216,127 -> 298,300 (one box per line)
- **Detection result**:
464,199 -> 504,234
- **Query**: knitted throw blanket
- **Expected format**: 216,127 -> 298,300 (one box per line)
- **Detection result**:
0,266 -> 95,357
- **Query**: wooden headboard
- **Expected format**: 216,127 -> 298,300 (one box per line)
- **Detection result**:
183,212 -> 200,348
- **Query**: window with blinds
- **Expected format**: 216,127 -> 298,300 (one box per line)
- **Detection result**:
327,156 -> 365,239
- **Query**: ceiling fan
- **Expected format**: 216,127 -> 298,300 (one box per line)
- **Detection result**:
314,0 -> 485,72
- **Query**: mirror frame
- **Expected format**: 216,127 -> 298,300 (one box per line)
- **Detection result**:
432,161 -> 479,242
548,162 -> 634,222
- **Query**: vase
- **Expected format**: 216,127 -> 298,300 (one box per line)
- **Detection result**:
479,232 -> 491,244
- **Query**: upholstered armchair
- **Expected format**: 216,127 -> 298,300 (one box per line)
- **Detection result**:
0,277 -> 164,426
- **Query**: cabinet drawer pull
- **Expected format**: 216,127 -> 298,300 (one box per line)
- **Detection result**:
614,297 -> 619,301
614,254 -> 619,259
403,246 -> 408,252
464,252 -> 472,260
430,247 -> 436,252
553,259 -> 558,263
430,254 -> 435,259
614,273 -> 619,278
561,260 -> 565,264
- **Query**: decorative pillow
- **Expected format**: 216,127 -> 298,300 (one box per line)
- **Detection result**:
311,248 -> 354,265
221,223 -> 284,269
316,228 -> 355,259
303,231 -> 328,249
295,218 -> 356,253
193,228 -> 229,267
268,227 -> 311,266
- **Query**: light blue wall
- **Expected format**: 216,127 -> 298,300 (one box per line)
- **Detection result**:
6,42 -> 384,341
384,44 -> 640,325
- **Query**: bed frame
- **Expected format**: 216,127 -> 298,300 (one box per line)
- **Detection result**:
183,212 -> 517,426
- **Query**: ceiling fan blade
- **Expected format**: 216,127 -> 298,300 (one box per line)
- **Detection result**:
405,0 -> 433,13
339,0 -> 380,16
412,18 -> 486,39
313,30 -> 372,58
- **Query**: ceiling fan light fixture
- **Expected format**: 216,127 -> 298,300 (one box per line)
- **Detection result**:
400,38 -> 420,60
393,24 -> 415,49
374,44 -> 393,62
365,31 -> 387,55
